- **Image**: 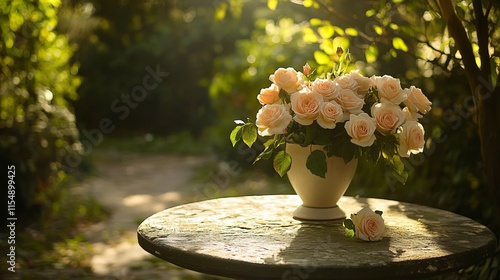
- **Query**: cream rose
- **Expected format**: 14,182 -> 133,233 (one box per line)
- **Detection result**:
290,90 -> 323,125
311,78 -> 340,101
257,84 -> 281,105
349,70 -> 372,96
317,101 -> 344,129
371,102 -> 405,134
398,120 -> 425,157
351,208 -> 385,241
403,86 -> 432,114
402,106 -> 422,121
255,104 -> 292,136
269,67 -> 303,94
334,74 -> 358,92
335,88 -> 365,114
374,75 -> 407,104
344,113 -> 377,147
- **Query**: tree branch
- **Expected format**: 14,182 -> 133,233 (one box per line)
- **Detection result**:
472,0 -> 491,79
437,0 -> 480,92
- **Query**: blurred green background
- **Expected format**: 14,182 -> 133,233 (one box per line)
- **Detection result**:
1,0 -> 498,278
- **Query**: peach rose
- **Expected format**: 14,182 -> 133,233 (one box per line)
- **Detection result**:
311,78 -> 340,101
334,74 -> 358,92
290,90 -> 323,125
269,67 -> 303,94
344,113 -> 377,147
349,70 -> 372,96
398,121 -> 425,157
335,88 -> 365,114
317,101 -> 344,129
374,75 -> 407,104
371,102 -> 405,134
351,208 -> 385,241
303,63 -> 311,76
403,86 -> 432,114
255,104 -> 292,136
257,84 -> 281,105
402,106 -> 421,121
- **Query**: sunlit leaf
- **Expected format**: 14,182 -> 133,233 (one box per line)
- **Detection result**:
273,151 -> 292,177
267,0 -> 278,11
365,44 -> 378,63
303,0 -> 314,8
365,9 -> 376,17
318,25 -> 334,39
345,28 -> 358,37
332,37 -> 349,52
392,37 -> 408,52
242,124 -> 257,148
314,50 -> 330,65
214,2 -> 227,21
320,39 -> 334,55
230,125 -> 242,147
333,26 -> 344,36
302,27 -> 318,43
310,18 -> 322,26
373,25 -> 383,36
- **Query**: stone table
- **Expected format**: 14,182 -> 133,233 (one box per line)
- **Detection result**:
137,195 -> 497,279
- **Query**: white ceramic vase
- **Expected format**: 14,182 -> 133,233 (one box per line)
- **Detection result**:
286,144 -> 358,221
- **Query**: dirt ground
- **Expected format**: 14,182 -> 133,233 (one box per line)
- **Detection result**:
80,150 -> 229,280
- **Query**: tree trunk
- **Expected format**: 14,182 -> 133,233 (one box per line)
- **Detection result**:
438,0 -> 500,230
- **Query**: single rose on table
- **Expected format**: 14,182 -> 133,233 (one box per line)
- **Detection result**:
344,207 -> 385,242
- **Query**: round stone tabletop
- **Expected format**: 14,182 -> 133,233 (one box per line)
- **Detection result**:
137,195 -> 496,279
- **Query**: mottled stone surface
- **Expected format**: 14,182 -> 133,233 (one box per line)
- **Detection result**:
137,195 -> 496,280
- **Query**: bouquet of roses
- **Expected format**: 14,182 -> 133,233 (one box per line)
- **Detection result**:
230,50 -> 432,184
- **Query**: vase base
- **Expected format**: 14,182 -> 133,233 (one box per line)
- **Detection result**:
293,205 -> 346,221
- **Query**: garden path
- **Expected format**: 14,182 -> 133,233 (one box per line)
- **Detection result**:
81,150 -> 226,280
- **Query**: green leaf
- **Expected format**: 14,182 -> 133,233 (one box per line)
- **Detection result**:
303,0 -> 314,8
230,125 -> 243,147
345,228 -> 355,238
254,139 -> 275,163
375,210 -> 383,216
392,37 -> 408,52
306,150 -> 327,178
214,2 -> 227,21
343,218 -> 355,230
242,124 -> 257,148
391,169 -> 408,185
365,44 -> 378,64
345,28 -> 358,37
373,25 -> 383,36
273,151 -> 292,177
318,25 -> 334,39
313,50 -> 330,65
267,0 -> 278,11
391,155 -> 405,174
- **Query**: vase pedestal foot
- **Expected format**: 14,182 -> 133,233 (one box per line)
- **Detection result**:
293,205 -> 346,221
